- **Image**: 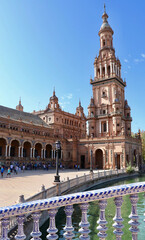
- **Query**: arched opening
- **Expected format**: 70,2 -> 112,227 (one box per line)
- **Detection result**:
102,67 -> 105,77
95,149 -> 103,169
35,143 -> 42,159
97,69 -> 100,78
23,142 -> 31,158
103,39 -> 105,46
46,144 -> 52,158
0,138 -> 7,157
11,140 -> 19,157
107,65 -> 110,77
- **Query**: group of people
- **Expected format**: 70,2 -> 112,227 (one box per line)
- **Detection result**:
0,161 -> 65,178
74,164 -> 80,170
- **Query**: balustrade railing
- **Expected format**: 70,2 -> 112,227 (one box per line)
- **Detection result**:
0,181 -> 145,239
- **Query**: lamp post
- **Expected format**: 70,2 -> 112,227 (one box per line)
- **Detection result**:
54,140 -> 61,183
90,149 -> 93,173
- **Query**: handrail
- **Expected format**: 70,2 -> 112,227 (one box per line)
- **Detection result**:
0,181 -> 144,219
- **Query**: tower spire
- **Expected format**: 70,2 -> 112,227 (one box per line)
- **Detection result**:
53,87 -> 55,96
104,3 -> 106,13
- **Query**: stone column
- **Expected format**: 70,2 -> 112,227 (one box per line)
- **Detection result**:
100,63 -> 102,77
21,147 -> 23,158
43,149 -> 46,159
41,149 -> 43,159
106,120 -> 109,133
113,62 -> 115,74
8,145 -> 11,157
99,121 -> 101,134
61,150 -> 63,159
94,66 -> 97,78
129,194 -> 139,240
18,146 -> 21,158
31,212 -> 42,240
110,62 -> 113,75
5,145 -> 8,157
33,148 -> 35,158
51,149 -> 53,159
30,148 -> 32,158
97,200 -> 108,239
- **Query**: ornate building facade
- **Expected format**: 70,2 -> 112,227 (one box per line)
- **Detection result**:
0,7 -> 142,169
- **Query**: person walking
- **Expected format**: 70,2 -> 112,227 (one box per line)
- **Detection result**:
7,167 -> 11,178
1,166 -> 4,178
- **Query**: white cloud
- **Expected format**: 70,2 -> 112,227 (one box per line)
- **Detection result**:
141,53 -> 145,58
124,59 -> 128,63
66,93 -> 73,99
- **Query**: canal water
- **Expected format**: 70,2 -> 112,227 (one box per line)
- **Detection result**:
40,175 -> 145,239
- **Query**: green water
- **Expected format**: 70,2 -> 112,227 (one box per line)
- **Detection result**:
41,175 -> 145,239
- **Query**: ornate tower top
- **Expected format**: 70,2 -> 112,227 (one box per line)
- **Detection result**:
16,97 -> 23,112
99,4 -> 113,36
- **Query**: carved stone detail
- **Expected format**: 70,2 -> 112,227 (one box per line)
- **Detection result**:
0,218 -> 10,240
15,215 -> 26,240
31,211 -> 41,240
63,205 -> 74,239
113,196 -> 124,240
128,194 -> 140,240
79,203 -> 90,240
47,209 -> 58,240
97,199 -> 108,239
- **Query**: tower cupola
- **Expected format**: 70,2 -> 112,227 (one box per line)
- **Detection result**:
16,98 -> 23,112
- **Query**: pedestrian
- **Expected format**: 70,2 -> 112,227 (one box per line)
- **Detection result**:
1,166 -> 4,177
78,165 -> 80,171
7,167 -> 11,178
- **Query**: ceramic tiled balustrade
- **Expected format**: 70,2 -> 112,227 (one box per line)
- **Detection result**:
0,180 -> 144,240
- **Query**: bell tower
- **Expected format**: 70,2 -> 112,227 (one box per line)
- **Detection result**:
88,6 -> 132,138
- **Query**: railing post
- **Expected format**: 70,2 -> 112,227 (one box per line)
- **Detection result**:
98,170 -> 100,178
15,215 -> 26,240
31,211 -> 41,240
63,205 -> 74,239
79,203 -> 90,240
76,175 -> 79,185
47,209 -> 58,240
128,194 -> 139,240
113,196 -> 124,240
0,218 -> 10,240
84,173 -> 87,182
67,177 -> 70,190
97,199 -> 108,239
41,184 -> 46,199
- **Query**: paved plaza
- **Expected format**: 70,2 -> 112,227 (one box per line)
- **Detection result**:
0,169 -> 99,207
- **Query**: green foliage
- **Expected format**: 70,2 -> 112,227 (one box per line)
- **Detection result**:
126,164 -> 135,174
141,130 -> 145,162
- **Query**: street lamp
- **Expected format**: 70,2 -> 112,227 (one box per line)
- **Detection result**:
54,140 -> 61,183
90,149 -> 93,172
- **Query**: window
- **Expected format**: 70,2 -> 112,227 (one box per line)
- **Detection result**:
103,122 -> 107,132
103,110 -> 106,115
49,118 -> 51,121
128,127 -> 130,131
103,40 -> 105,46
127,113 -> 130,117
56,118 -> 58,121
117,123 -> 120,127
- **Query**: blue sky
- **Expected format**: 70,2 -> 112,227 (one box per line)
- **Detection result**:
0,0 -> 145,133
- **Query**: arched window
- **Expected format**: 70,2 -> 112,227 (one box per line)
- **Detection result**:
97,68 -> 100,78
103,40 -> 105,46
107,65 -> 110,77
103,122 -> 106,132
102,67 -> 105,77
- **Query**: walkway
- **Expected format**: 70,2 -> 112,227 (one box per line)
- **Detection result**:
0,169 -> 101,207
